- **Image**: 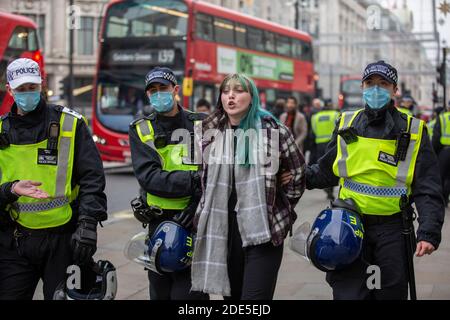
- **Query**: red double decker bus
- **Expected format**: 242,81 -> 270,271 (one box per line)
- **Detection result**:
92,0 -> 315,162
0,12 -> 45,114
338,75 -> 363,111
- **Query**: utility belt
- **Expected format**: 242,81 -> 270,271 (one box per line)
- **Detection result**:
130,196 -> 180,227
362,212 -> 402,226
11,221 -> 76,238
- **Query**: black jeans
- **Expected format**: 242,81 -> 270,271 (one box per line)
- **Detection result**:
0,226 -> 74,300
148,267 -> 208,300
325,215 -> 409,300
225,211 -> 283,300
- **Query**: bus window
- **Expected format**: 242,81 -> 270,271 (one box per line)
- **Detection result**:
214,17 -> 234,46
264,31 -> 275,54
105,1 -> 188,38
276,35 -> 291,57
247,27 -> 264,52
292,39 -> 302,59
195,14 -> 213,41
235,23 -> 247,48
8,27 -> 38,51
302,42 -> 313,62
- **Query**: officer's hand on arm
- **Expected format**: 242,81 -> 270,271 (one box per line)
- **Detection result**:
12,180 -> 49,199
279,171 -> 293,186
71,215 -> 98,265
174,172 -> 202,229
415,241 -> 435,257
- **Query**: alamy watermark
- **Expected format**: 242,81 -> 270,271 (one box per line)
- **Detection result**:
166,126 -> 281,175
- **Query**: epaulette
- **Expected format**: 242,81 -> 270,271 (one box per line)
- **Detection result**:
130,112 -> 156,127
60,106 -> 83,120
185,110 -> 207,122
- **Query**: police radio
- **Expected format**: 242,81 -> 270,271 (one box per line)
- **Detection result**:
395,132 -> 411,162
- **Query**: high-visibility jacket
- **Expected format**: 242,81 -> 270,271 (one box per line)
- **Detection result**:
428,118 -> 436,141
0,108 -> 82,229
311,110 -> 340,144
135,115 -> 201,210
439,112 -> 450,146
397,107 -> 413,116
332,109 -> 424,215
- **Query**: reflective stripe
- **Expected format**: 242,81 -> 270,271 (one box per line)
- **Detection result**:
14,196 -> 69,213
344,179 -> 407,198
337,111 -> 359,177
138,120 -> 164,166
441,113 -> 450,145
396,117 -> 420,187
55,114 -> 75,197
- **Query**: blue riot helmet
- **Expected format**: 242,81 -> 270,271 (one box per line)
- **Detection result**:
124,221 -> 194,274
53,260 -> 117,300
290,199 -> 364,272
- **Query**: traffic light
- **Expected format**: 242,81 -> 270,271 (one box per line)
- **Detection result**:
59,77 -> 68,99
433,89 -> 438,104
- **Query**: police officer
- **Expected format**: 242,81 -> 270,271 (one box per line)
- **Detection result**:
306,60 -> 445,300
129,67 -> 208,300
432,104 -> 450,207
398,95 -> 414,116
309,99 -> 340,200
0,58 -> 107,300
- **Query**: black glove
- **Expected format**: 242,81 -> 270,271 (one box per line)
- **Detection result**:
71,215 -> 98,265
174,203 -> 196,229
174,172 -> 202,229
190,171 -> 202,202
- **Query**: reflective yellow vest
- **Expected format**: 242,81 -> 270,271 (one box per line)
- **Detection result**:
311,110 -> 340,144
135,117 -> 200,210
428,119 -> 436,141
0,108 -> 81,229
439,112 -> 450,146
332,109 -> 424,215
397,107 -> 413,116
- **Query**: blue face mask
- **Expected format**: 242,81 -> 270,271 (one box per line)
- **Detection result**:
149,91 -> 175,113
363,86 -> 391,110
13,91 -> 41,112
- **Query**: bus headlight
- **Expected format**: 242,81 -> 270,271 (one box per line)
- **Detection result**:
93,134 -> 106,145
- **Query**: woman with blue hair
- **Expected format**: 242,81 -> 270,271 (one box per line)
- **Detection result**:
191,73 -> 306,299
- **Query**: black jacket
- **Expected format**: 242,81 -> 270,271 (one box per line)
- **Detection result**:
306,103 -> 445,249
129,106 -> 206,203
0,99 -> 107,223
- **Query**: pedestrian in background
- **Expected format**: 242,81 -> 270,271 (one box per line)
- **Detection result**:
196,98 -> 212,115
280,96 -> 308,152
191,73 -> 305,300
269,98 -> 286,119
432,104 -> 450,207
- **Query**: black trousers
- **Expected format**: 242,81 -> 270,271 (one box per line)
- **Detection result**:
325,215 -> 409,300
438,147 -> 450,206
148,267 -> 208,300
0,227 -> 74,300
225,211 -> 283,300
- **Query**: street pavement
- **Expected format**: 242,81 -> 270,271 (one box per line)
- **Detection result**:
34,170 -> 450,300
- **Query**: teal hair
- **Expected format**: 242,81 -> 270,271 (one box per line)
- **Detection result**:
219,74 -> 279,130
219,74 -> 279,167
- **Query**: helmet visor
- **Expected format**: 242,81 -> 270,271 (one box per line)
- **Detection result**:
124,232 -> 152,268
289,222 -> 311,261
